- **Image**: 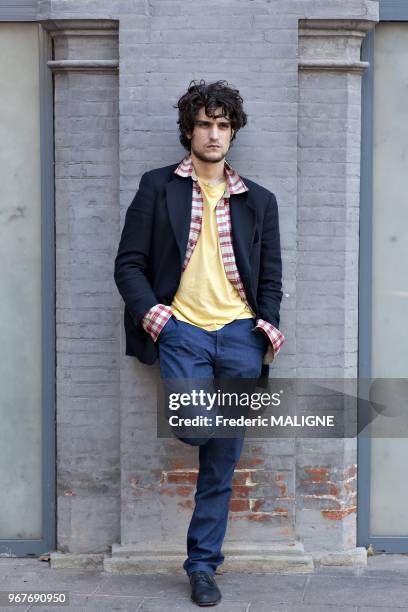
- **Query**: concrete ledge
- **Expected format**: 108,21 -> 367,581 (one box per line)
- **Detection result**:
103,542 -> 315,575
47,60 -> 119,72
50,552 -> 104,570
50,545 -> 367,572
298,59 -> 369,72
312,547 -> 367,567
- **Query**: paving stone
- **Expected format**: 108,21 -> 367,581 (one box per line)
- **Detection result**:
304,575 -> 408,608
315,566 -> 369,577
137,597 -> 249,611
0,556 -> 408,611
215,572 -> 307,603
0,567 -> 103,594
24,608 -> 91,612
250,605 -> 357,612
69,592 -> 144,610
358,608 -> 408,611
95,572 -> 189,597
0,561 -> 51,583
316,554 -> 408,580
0,560 -> 42,567
362,554 -> 408,579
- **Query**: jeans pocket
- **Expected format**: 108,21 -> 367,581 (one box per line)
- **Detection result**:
158,316 -> 176,340
252,328 -> 269,352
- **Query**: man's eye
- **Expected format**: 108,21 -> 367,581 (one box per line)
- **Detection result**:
219,123 -> 230,129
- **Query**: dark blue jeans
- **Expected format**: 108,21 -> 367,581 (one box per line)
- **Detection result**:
158,317 -> 267,576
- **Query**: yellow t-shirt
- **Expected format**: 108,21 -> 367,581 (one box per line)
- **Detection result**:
171,178 -> 254,330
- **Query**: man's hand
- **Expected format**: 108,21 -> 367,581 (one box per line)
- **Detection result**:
141,304 -> 173,342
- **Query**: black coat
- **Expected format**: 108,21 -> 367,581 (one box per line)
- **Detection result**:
114,162 -> 283,379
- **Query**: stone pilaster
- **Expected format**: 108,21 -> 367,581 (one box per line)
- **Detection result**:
295,19 -> 376,563
44,20 -> 120,555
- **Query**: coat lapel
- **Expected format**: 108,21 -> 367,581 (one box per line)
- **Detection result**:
165,176 -> 193,265
229,191 -> 257,280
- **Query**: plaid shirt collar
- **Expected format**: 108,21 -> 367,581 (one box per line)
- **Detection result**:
174,155 -> 248,196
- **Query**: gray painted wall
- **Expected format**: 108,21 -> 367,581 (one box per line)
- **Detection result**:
33,0 -> 379,558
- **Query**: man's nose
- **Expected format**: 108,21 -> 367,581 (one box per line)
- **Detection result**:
209,125 -> 220,139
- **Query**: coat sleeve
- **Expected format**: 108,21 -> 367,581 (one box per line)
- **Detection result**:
256,192 -> 283,329
114,171 -> 159,327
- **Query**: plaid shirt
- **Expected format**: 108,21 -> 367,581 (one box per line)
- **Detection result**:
141,156 -> 285,363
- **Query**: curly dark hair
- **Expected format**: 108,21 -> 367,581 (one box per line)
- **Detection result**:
175,79 -> 247,151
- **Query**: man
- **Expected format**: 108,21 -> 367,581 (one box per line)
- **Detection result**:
114,80 -> 285,606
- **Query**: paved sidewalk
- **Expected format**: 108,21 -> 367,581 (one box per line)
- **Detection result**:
1,554 -> 408,611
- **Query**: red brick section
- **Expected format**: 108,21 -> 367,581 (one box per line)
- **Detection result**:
155,457 -> 295,527
152,444 -> 297,526
229,454 -> 294,525
298,464 -> 357,519
159,469 -> 197,510
166,471 -> 198,485
131,462 -> 356,528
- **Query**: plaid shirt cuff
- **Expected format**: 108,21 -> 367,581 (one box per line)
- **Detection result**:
255,319 -> 285,364
141,304 -> 173,342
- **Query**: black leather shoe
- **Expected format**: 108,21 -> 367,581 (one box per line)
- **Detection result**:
189,571 -> 222,606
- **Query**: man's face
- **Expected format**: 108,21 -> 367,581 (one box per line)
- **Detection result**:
187,106 -> 233,163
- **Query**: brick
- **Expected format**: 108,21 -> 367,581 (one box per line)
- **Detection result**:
230,499 -> 250,513
231,485 -> 254,499
165,471 -> 198,485
321,507 -> 356,520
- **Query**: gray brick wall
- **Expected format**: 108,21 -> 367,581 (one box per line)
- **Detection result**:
117,1 -> 301,547
39,0 -> 379,557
